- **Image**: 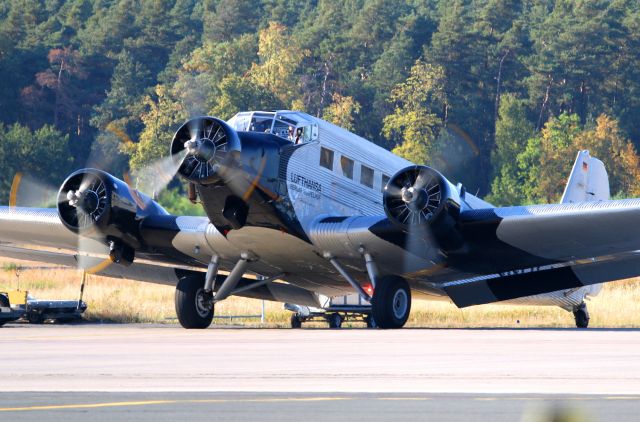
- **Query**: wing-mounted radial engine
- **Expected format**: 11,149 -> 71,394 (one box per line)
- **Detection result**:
171,116 -> 289,234
383,165 -> 466,252
57,169 -> 168,265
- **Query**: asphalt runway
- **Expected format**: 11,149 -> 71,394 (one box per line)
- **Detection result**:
0,392 -> 638,422
1,324 -> 639,420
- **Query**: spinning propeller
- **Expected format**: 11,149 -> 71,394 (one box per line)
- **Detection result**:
383,165 -> 463,272
384,166 -> 444,226
9,123 -> 188,275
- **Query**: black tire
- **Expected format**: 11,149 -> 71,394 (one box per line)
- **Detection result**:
290,314 -> 302,329
327,313 -> 342,328
28,311 -> 44,324
56,317 -> 79,324
371,275 -> 411,329
574,303 -> 589,328
365,314 -> 377,328
175,275 -> 214,329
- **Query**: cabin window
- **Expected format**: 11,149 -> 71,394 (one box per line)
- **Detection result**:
320,147 -> 334,170
340,156 -> 354,179
381,174 -> 390,191
360,165 -> 374,188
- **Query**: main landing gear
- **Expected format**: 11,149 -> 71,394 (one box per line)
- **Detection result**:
326,252 -> 411,329
175,275 -> 214,329
175,253 -> 280,329
573,302 -> 589,328
371,275 -> 411,329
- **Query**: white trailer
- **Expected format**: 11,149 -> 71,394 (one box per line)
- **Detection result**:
285,293 -> 375,328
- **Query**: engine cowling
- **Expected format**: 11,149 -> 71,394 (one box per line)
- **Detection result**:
383,165 -> 464,251
57,169 -> 168,251
170,116 -> 241,185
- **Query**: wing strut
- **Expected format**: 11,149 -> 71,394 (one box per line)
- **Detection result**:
325,254 -> 371,302
362,250 -> 379,288
204,255 -> 220,294
214,253 -> 254,302
231,273 -> 284,296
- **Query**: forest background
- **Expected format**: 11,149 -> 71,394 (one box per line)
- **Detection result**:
2,0 -> 640,213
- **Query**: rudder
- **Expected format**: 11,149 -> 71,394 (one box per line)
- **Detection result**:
560,150 -> 610,204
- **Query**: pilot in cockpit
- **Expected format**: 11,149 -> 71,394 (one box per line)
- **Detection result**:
287,126 -> 294,141
294,127 -> 303,145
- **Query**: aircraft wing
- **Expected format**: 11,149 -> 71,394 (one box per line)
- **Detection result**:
456,198 -> 640,269
308,198 -> 640,307
441,198 -> 640,306
0,206 -> 323,307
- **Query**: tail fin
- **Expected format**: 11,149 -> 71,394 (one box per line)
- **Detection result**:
560,150 -> 610,204
561,151 -> 607,299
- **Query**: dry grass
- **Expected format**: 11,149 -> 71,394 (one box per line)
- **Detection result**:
1,257 -> 639,328
407,278 -> 640,328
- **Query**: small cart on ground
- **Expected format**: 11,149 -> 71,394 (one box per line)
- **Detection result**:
0,290 -> 87,326
0,292 -> 24,326
286,293 -> 375,328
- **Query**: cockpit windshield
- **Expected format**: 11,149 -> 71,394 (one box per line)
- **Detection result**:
248,112 -> 273,133
227,111 -> 318,144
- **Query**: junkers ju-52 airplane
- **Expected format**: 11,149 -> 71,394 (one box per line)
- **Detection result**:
1,110 -> 639,329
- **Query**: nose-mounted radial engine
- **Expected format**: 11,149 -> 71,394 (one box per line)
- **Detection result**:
383,165 -> 465,252
171,116 -> 278,233
57,169 -> 168,265
171,117 -> 242,185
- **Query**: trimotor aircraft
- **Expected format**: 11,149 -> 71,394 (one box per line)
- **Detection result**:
1,110 -> 638,329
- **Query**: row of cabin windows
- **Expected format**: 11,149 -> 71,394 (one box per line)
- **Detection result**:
320,147 -> 389,191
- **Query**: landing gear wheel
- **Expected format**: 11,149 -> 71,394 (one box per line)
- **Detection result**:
371,275 -> 411,329
175,275 -> 214,329
365,314 -> 377,328
573,302 -> 589,328
28,311 -> 44,324
290,314 -> 302,329
327,313 -> 342,328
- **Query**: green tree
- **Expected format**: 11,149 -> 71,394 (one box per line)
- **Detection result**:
487,94 -> 535,205
127,85 -> 186,172
92,50 -> 151,131
0,123 -> 71,204
210,74 -> 282,119
157,186 -> 205,216
322,93 -> 361,131
517,113 -> 640,204
572,114 -> 640,197
249,22 -> 308,108
175,34 -> 257,115
382,60 -> 446,164
202,0 -> 261,43
518,113 -> 582,203
525,0 -> 634,129
76,0 -> 136,56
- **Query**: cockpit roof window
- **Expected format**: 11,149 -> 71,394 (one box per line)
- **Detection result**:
227,111 -> 318,141
277,115 -> 298,126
